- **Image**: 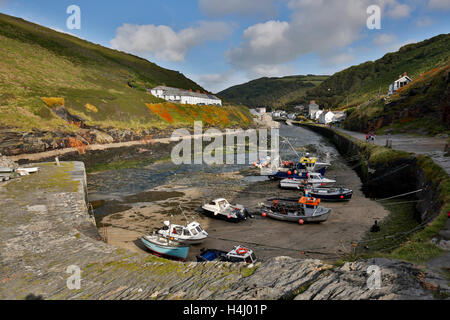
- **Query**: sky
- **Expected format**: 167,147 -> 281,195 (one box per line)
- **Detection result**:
0,0 -> 449,93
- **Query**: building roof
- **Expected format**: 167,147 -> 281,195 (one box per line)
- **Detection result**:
395,75 -> 412,83
151,86 -> 221,101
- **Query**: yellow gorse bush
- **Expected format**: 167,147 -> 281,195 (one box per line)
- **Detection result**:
85,103 -> 99,113
41,97 -> 65,108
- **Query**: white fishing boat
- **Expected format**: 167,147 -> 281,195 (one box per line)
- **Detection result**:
202,198 -> 250,223
157,221 -> 208,245
280,172 -> 336,190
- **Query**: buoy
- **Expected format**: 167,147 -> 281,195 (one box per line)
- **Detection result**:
299,219 -> 305,225
288,171 -> 292,175
254,162 -> 257,167
262,212 -> 267,217
227,215 -> 231,219
340,195 -> 344,199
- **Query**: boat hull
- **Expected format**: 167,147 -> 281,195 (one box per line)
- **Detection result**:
308,190 -> 353,202
141,237 -> 189,261
266,209 -> 331,223
201,209 -> 248,223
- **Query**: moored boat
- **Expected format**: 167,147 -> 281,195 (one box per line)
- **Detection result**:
279,172 -> 336,189
141,234 -> 190,261
157,221 -> 208,245
201,199 -> 250,223
196,246 -> 257,264
260,196 -> 331,224
305,187 -> 353,202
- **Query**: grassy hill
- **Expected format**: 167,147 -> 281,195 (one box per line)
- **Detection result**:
343,62 -> 450,135
218,75 -> 329,109
306,34 -> 450,109
0,13 -> 252,134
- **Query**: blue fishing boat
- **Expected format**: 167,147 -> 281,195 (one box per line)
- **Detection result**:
269,167 -> 308,181
141,234 -> 190,261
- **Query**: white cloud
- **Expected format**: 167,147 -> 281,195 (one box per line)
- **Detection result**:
387,3 -> 412,19
110,22 -> 233,62
428,0 -> 450,10
416,17 -> 433,28
198,0 -> 279,17
373,33 -> 397,46
227,0 -> 384,77
191,70 -> 249,93
225,0 -> 419,78
320,52 -> 356,67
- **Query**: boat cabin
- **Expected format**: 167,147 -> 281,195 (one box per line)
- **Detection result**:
226,246 -> 257,264
299,197 -> 321,209
163,221 -> 205,237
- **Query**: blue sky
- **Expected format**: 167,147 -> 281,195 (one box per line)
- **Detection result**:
0,0 -> 449,92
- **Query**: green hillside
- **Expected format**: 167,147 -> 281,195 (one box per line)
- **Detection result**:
218,75 -> 329,109
0,13 -> 251,134
343,62 -> 450,135
306,33 -> 450,109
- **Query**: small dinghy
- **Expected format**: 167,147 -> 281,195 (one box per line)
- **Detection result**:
157,221 -> 208,245
202,199 -> 250,223
141,234 -> 190,261
305,187 -> 353,202
280,172 -> 336,190
261,196 -> 331,224
196,246 -> 257,264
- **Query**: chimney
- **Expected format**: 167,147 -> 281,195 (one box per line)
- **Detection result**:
403,72 -> 407,77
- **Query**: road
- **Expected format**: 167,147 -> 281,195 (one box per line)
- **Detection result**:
336,128 -> 450,176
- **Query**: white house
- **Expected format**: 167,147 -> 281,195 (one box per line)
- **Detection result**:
149,86 -> 222,106
308,101 -> 320,119
318,111 -> 335,124
314,110 -> 324,120
388,73 -> 412,95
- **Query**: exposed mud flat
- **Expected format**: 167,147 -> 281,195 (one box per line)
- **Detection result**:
94,124 -> 390,262
100,160 -> 389,262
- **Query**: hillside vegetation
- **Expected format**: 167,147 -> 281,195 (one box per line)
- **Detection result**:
0,13 -> 252,135
343,62 -> 450,135
218,75 -> 328,109
306,34 -> 450,109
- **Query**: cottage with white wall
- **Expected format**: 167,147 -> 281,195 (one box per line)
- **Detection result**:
318,111 -> 335,124
314,110 -> 324,121
149,86 -> 222,106
388,73 -> 412,95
